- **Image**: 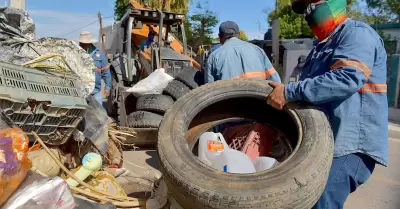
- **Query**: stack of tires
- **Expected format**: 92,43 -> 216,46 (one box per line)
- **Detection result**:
127,66 -> 200,128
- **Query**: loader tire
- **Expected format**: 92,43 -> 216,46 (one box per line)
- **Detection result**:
127,111 -> 163,128
107,65 -> 123,122
136,94 -> 174,113
163,80 -> 191,100
157,79 -> 334,209
175,67 -> 199,89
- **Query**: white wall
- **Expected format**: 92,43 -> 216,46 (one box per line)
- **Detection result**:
282,49 -> 310,84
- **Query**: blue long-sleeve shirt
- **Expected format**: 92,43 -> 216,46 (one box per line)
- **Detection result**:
201,44 -> 222,71
90,47 -> 111,93
205,37 -> 281,83
285,19 -> 388,166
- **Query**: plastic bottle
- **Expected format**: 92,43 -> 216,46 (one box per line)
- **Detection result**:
211,149 -> 256,173
198,132 -> 256,173
198,132 -> 229,166
252,157 -> 279,172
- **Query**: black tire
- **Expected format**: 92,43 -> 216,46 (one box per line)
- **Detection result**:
127,111 -> 163,128
163,80 -> 191,100
157,79 -> 334,209
175,67 -> 199,89
136,94 -> 174,113
165,68 -> 182,78
107,66 -> 123,122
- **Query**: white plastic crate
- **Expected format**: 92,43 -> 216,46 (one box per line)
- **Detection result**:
0,61 -> 88,145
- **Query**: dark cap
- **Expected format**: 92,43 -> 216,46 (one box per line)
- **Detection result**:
292,0 -> 309,14
297,55 -> 307,68
219,21 -> 239,37
298,55 -> 307,63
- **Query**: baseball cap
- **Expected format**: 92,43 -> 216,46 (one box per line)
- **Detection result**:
298,55 -> 307,63
297,55 -> 307,68
219,21 -> 239,37
292,0 -> 311,14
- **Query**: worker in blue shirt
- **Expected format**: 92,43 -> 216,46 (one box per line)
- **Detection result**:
77,32 -> 111,107
194,43 -> 222,86
201,43 -> 221,71
267,0 -> 388,208
206,21 -> 281,83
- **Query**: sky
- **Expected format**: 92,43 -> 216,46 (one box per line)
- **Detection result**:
0,0 -> 274,40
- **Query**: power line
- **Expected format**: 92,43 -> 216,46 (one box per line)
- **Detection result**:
57,16 -> 113,38
102,0 -> 112,11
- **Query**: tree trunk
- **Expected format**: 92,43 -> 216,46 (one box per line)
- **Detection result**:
162,0 -> 166,11
198,18 -> 206,45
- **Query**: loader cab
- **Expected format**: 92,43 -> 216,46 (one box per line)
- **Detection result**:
106,9 -> 191,85
102,9 -> 192,125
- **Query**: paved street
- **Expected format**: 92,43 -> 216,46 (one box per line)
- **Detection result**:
122,122 -> 400,208
345,122 -> 400,209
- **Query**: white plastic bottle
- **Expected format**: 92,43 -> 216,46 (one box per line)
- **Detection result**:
198,132 -> 256,173
212,149 -> 256,173
252,157 -> 279,172
198,132 -> 229,166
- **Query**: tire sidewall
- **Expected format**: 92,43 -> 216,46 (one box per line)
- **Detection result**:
157,79 -> 334,208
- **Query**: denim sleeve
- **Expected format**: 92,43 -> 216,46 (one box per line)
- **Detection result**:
205,54 -> 216,83
285,26 -> 373,104
100,52 -> 112,90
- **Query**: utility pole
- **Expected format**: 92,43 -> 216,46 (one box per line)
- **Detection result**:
9,0 -> 25,10
271,0 -> 280,67
97,11 -> 106,51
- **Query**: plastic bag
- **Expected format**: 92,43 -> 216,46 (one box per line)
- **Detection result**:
74,197 -> 116,209
28,149 -> 64,177
0,128 -> 32,206
126,68 -> 174,97
80,95 -> 112,154
2,171 -> 76,209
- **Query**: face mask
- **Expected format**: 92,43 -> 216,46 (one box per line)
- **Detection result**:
304,0 -> 347,40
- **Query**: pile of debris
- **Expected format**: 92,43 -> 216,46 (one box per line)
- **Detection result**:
0,7 -> 156,209
0,116 -> 150,208
0,7 -> 96,97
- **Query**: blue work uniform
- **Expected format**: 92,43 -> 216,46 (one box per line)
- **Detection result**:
139,40 -> 148,51
201,44 -> 221,71
285,19 -> 388,165
90,46 -> 111,106
206,37 -> 281,83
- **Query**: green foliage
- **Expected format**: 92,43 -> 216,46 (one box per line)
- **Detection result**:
189,1 -> 219,45
175,0 -> 218,48
239,30 -> 249,41
115,0 -> 131,20
146,0 -> 192,14
265,0 -> 397,39
114,0 -> 192,20
366,0 -> 400,22
267,2 -> 313,39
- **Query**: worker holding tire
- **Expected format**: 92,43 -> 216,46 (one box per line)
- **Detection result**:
205,21 -> 281,83
267,0 -> 388,208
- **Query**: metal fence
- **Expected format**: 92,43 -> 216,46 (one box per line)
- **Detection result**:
387,55 -> 400,107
